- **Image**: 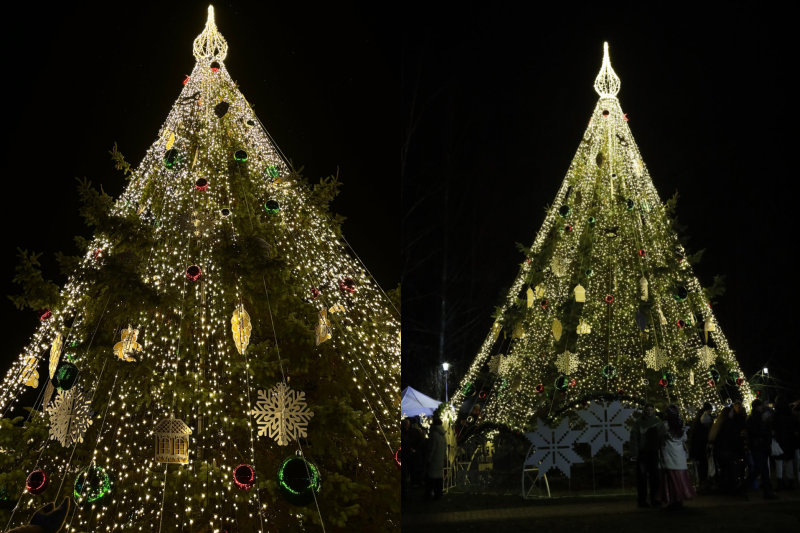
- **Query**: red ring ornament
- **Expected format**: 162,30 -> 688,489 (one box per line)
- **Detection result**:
233,464 -> 255,491
26,469 -> 48,495
186,265 -> 202,281
604,294 -> 614,304
339,278 -> 356,294
39,309 -> 52,321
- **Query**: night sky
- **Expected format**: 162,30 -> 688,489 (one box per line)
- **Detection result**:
401,4 -> 799,402
0,2 -> 397,396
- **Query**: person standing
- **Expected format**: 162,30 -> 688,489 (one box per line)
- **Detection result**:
425,417 -> 446,500
659,405 -> 696,509
709,403 -> 747,495
630,403 -> 663,507
772,396 -> 797,490
689,402 -> 715,491
746,399 -> 778,499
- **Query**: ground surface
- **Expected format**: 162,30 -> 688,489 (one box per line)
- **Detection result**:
402,486 -> 800,532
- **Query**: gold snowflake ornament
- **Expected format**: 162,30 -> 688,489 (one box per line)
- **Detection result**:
555,351 -> 580,375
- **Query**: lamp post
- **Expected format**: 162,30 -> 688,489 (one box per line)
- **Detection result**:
442,362 -> 450,403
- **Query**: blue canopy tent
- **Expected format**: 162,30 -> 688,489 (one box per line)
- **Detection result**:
401,386 -> 442,418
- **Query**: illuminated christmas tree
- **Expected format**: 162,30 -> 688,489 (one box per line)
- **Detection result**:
0,7 -> 399,531
454,43 -> 752,433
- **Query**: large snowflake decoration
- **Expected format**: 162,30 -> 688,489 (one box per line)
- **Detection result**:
575,400 -> 635,457
644,346 -> 669,370
252,382 -> 314,446
698,345 -> 716,367
46,388 -> 93,447
524,418 -> 583,479
555,351 -> 579,374
488,354 -> 503,374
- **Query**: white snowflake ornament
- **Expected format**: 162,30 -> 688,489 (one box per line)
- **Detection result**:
252,382 -> 314,446
644,346 -> 669,370
575,400 -> 635,457
555,351 -> 579,374
699,345 -> 716,367
524,418 -> 583,479
46,388 -> 93,447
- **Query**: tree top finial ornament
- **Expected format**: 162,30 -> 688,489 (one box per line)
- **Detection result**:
193,5 -> 228,62
593,42 -> 620,98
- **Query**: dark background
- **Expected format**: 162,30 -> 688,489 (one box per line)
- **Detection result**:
401,3 -> 800,401
0,2 -> 398,390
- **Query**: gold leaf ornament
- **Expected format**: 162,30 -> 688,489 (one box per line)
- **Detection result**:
552,319 -> 563,341
21,355 -> 39,388
49,332 -> 64,379
231,305 -> 252,354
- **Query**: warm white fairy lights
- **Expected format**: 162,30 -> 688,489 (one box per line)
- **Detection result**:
1,6 -> 399,532
455,42 -> 753,433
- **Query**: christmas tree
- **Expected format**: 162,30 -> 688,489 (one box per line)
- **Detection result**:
0,6 -> 399,531
454,43 -> 753,433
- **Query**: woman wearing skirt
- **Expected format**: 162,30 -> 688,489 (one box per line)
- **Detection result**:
659,404 -> 696,509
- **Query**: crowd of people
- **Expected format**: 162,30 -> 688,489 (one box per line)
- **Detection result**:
629,397 -> 800,510
401,396 -> 800,508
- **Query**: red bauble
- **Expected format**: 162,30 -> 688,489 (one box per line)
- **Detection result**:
569,378 -> 577,387
540,299 -> 549,310
194,178 -> 209,191
535,384 -> 544,393
602,110 -> 610,117
604,294 -> 614,304
658,378 -> 668,388
707,379 -> 716,387
564,224 -> 573,233
310,287 -> 321,300
186,265 -> 202,281
182,75 -> 190,85
623,113 -> 629,122
638,248 -> 646,257
676,319 -> 685,328
736,377 -> 744,386
478,390 -> 488,399
339,278 -> 356,294
39,309 -> 52,321
26,469 -> 48,495
394,447 -> 402,467
93,248 -> 103,261
233,464 -> 255,491
210,67 -> 219,73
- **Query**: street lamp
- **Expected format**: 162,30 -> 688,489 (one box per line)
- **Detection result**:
442,362 -> 450,403
763,367 -> 769,375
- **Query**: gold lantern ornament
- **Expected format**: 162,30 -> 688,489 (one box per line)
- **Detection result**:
573,284 -> 586,303
154,417 -> 192,464
231,304 -> 252,354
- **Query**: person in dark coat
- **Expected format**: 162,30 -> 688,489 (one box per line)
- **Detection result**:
689,402 -> 715,491
630,403 -> 663,507
772,396 -> 798,490
746,399 -> 778,499
425,417 -> 447,500
709,402 -> 747,495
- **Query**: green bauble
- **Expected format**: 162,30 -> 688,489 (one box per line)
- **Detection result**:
558,205 -> 571,218
265,165 -> 280,178
74,465 -> 111,504
708,367 -> 721,382
601,364 -> 617,379
626,198 -> 635,211
277,456 -> 321,506
462,382 -> 475,397
163,148 -> 183,169
234,149 -> 248,162
587,216 -> 596,227
264,200 -> 280,214
555,375 -> 569,392
673,285 -> 688,302
53,362 -> 79,391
